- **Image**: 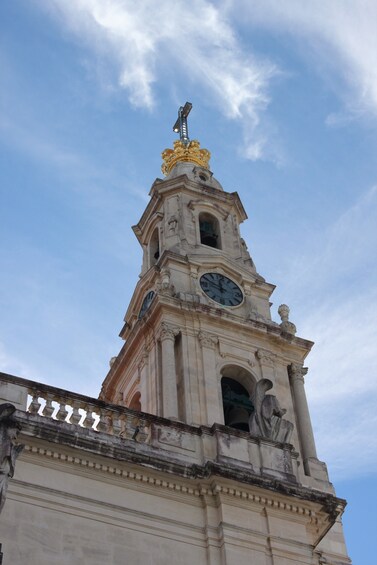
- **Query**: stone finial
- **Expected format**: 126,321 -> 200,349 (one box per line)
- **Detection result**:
278,304 -> 297,336
0,403 -> 24,514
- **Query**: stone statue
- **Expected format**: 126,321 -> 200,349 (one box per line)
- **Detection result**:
0,403 -> 24,513
249,379 -> 293,443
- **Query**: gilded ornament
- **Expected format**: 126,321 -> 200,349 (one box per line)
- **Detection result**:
161,140 -> 211,175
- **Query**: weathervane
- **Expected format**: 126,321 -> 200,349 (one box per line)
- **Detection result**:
173,102 -> 192,145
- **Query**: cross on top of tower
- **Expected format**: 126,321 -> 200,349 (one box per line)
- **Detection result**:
161,102 -> 211,175
172,102 -> 192,145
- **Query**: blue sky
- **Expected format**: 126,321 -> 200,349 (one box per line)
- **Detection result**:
1,1 -> 376,561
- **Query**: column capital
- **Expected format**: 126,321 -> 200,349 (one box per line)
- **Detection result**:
198,330 -> 218,349
159,322 -> 179,342
288,363 -> 308,384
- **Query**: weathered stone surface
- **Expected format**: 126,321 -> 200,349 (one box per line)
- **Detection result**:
0,403 -> 24,513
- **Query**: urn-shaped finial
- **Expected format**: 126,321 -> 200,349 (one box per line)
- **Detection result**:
278,304 -> 297,336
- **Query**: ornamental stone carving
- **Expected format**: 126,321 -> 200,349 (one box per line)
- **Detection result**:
0,403 -> 24,514
158,269 -> 175,297
249,379 -> 293,444
288,363 -> 308,384
198,331 -> 218,349
159,322 -> 179,342
256,349 -> 276,366
278,304 -> 297,336
167,216 -> 178,234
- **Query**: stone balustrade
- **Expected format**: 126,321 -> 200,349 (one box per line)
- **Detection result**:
0,373 -> 151,442
0,371 -> 301,485
26,385 -> 151,442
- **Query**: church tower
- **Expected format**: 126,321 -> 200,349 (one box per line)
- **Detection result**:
0,104 -> 351,565
100,103 -> 320,478
98,103 -> 351,563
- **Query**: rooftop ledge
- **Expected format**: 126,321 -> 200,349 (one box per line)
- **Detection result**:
0,370 -> 344,540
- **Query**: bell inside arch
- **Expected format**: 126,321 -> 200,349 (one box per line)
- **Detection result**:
200,221 -> 218,247
221,377 -> 254,433
226,406 -> 250,432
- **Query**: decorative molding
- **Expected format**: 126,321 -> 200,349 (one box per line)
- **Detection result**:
187,199 -> 229,220
288,363 -> 308,384
256,349 -> 276,366
21,443 -> 329,519
125,378 -> 141,407
159,322 -> 180,342
198,331 -> 219,349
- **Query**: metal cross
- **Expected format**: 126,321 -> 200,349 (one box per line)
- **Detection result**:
173,102 -> 192,145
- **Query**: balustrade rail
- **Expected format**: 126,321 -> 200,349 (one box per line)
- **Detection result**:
0,372 -> 151,442
26,387 -> 151,442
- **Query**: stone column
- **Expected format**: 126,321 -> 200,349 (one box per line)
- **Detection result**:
160,323 -> 179,420
289,363 -> 317,464
198,331 -> 221,425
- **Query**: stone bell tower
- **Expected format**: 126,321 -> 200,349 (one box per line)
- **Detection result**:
100,103 -> 318,473
98,103 -> 351,564
0,104 -> 351,565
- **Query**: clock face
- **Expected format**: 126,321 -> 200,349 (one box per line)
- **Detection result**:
200,273 -> 243,307
138,290 -> 155,319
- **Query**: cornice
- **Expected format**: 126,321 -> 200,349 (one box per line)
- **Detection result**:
20,440 -> 344,525
15,412 -> 345,522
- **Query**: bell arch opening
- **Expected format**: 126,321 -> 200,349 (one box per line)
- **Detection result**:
149,227 -> 160,267
199,212 -> 221,249
220,365 -> 255,432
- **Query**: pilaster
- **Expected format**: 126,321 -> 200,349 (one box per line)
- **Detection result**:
198,331 -> 222,425
160,322 -> 180,419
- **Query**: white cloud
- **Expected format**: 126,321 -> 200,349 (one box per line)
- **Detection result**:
274,185 -> 377,479
36,0 -> 377,161
41,0 -> 277,159
234,0 -> 377,119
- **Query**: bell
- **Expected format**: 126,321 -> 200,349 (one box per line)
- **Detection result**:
200,221 -> 218,248
226,406 -> 250,432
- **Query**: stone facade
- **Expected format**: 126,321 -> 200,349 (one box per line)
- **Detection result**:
0,137 -> 351,564
0,373 -> 349,564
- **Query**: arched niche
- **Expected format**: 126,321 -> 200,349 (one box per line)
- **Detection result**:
149,227 -> 160,267
220,365 -> 256,432
199,212 -> 221,249
129,391 -> 141,411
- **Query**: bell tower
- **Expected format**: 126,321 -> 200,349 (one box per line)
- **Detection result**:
101,103 -> 327,481
0,103 -> 351,565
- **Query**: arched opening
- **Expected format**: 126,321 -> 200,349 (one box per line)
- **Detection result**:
129,391 -> 141,411
199,212 -> 220,249
149,227 -> 160,267
220,365 -> 255,432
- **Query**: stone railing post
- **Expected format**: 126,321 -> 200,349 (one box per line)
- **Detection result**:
160,323 -> 179,420
289,363 -> 317,468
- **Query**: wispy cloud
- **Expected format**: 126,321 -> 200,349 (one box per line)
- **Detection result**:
235,0 -> 377,120
41,0 -> 277,160
274,186 -> 377,479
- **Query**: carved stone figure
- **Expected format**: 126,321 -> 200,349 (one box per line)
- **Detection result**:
0,403 -> 24,513
249,379 -> 293,443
